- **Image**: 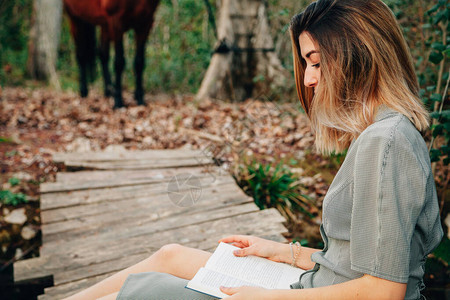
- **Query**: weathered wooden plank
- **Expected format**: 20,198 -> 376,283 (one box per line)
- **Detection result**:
41,183 -> 246,224
41,202 -> 268,256
41,169 -> 224,193
52,149 -> 206,163
41,194 -> 254,244
40,181 -> 241,229
38,273 -> 113,300
41,193 -> 249,237
62,156 -> 212,166
13,257 -> 53,284
54,252 -> 151,287
62,157 -> 212,170
40,174 -> 234,210
42,177 -> 168,193
55,165 -> 221,183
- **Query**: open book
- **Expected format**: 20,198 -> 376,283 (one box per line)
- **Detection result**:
185,242 -> 305,298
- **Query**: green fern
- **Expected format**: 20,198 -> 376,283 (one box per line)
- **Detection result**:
238,160 -> 314,221
0,190 -> 27,206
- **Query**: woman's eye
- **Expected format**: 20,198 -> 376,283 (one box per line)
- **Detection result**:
312,63 -> 320,68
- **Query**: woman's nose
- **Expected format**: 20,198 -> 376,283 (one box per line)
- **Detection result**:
304,68 -> 319,88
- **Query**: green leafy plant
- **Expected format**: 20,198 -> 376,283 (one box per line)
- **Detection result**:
8,177 -> 20,187
5,150 -> 18,157
432,236 -> 450,265
292,238 -> 309,246
0,0 -> 33,86
430,108 -> 450,165
327,149 -> 348,167
0,190 -> 27,206
422,1 -> 450,167
388,0 -> 450,291
236,160 -> 314,221
0,137 -> 14,143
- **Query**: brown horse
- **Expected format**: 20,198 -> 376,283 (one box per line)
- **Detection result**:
64,0 -> 160,108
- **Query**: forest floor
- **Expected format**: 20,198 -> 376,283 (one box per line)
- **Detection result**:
0,87 -> 448,297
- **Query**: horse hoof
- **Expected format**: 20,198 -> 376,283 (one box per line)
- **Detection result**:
135,92 -> 144,106
105,86 -> 114,98
80,90 -> 88,98
114,100 -> 125,109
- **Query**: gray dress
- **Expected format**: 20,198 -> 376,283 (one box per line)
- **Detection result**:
117,106 -> 443,299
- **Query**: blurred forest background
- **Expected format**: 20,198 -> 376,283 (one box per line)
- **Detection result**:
0,0 -> 449,298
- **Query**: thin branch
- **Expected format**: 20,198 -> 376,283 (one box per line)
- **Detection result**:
437,68 -> 450,118
429,67 -> 450,153
178,127 -> 225,143
417,0 -> 429,74
429,19 -> 448,176
433,20 -> 447,116
440,169 -> 449,216
203,0 -> 217,39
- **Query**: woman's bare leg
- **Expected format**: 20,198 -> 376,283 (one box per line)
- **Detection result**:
96,292 -> 119,300
64,244 -> 212,300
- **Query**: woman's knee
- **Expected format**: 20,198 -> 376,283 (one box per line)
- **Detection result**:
146,244 -> 211,280
153,243 -> 185,261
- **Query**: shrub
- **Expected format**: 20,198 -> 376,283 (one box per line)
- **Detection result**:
235,160 -> 314,221
0,190 -> 28,206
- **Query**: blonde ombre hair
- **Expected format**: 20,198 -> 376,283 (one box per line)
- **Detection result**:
289,0 -> 429,153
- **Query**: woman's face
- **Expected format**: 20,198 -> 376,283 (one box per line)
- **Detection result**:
299,32 -> 321,91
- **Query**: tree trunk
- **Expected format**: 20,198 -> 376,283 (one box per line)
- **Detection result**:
196,0 -> 289,101
27,0 -> 62,89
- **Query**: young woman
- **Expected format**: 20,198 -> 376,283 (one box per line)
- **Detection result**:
66,0 -> 443,299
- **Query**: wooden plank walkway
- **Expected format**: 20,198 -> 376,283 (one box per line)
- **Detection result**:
13,149 -> 288,299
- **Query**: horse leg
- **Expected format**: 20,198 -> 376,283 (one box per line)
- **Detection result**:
99,26 -> 113,98
134,30 -> 149,106
76,49 -> 88,98
69,17 -> 89,98
113,35 -> 125,108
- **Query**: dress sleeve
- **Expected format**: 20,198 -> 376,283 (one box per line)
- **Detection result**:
350,125 -> 426,283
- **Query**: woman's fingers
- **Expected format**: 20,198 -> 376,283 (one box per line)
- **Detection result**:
233,245 -> 258,257
230,241 -> 246,248
218,235 -> 252,245
218,235 -> 268,258
220,286 -> 239,295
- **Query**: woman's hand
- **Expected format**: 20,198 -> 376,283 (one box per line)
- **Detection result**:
218,235 -> 289,263
220,286 -> 272,299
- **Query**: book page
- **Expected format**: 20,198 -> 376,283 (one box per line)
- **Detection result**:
186,267 -> 258,298
205,242 -> 305,289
